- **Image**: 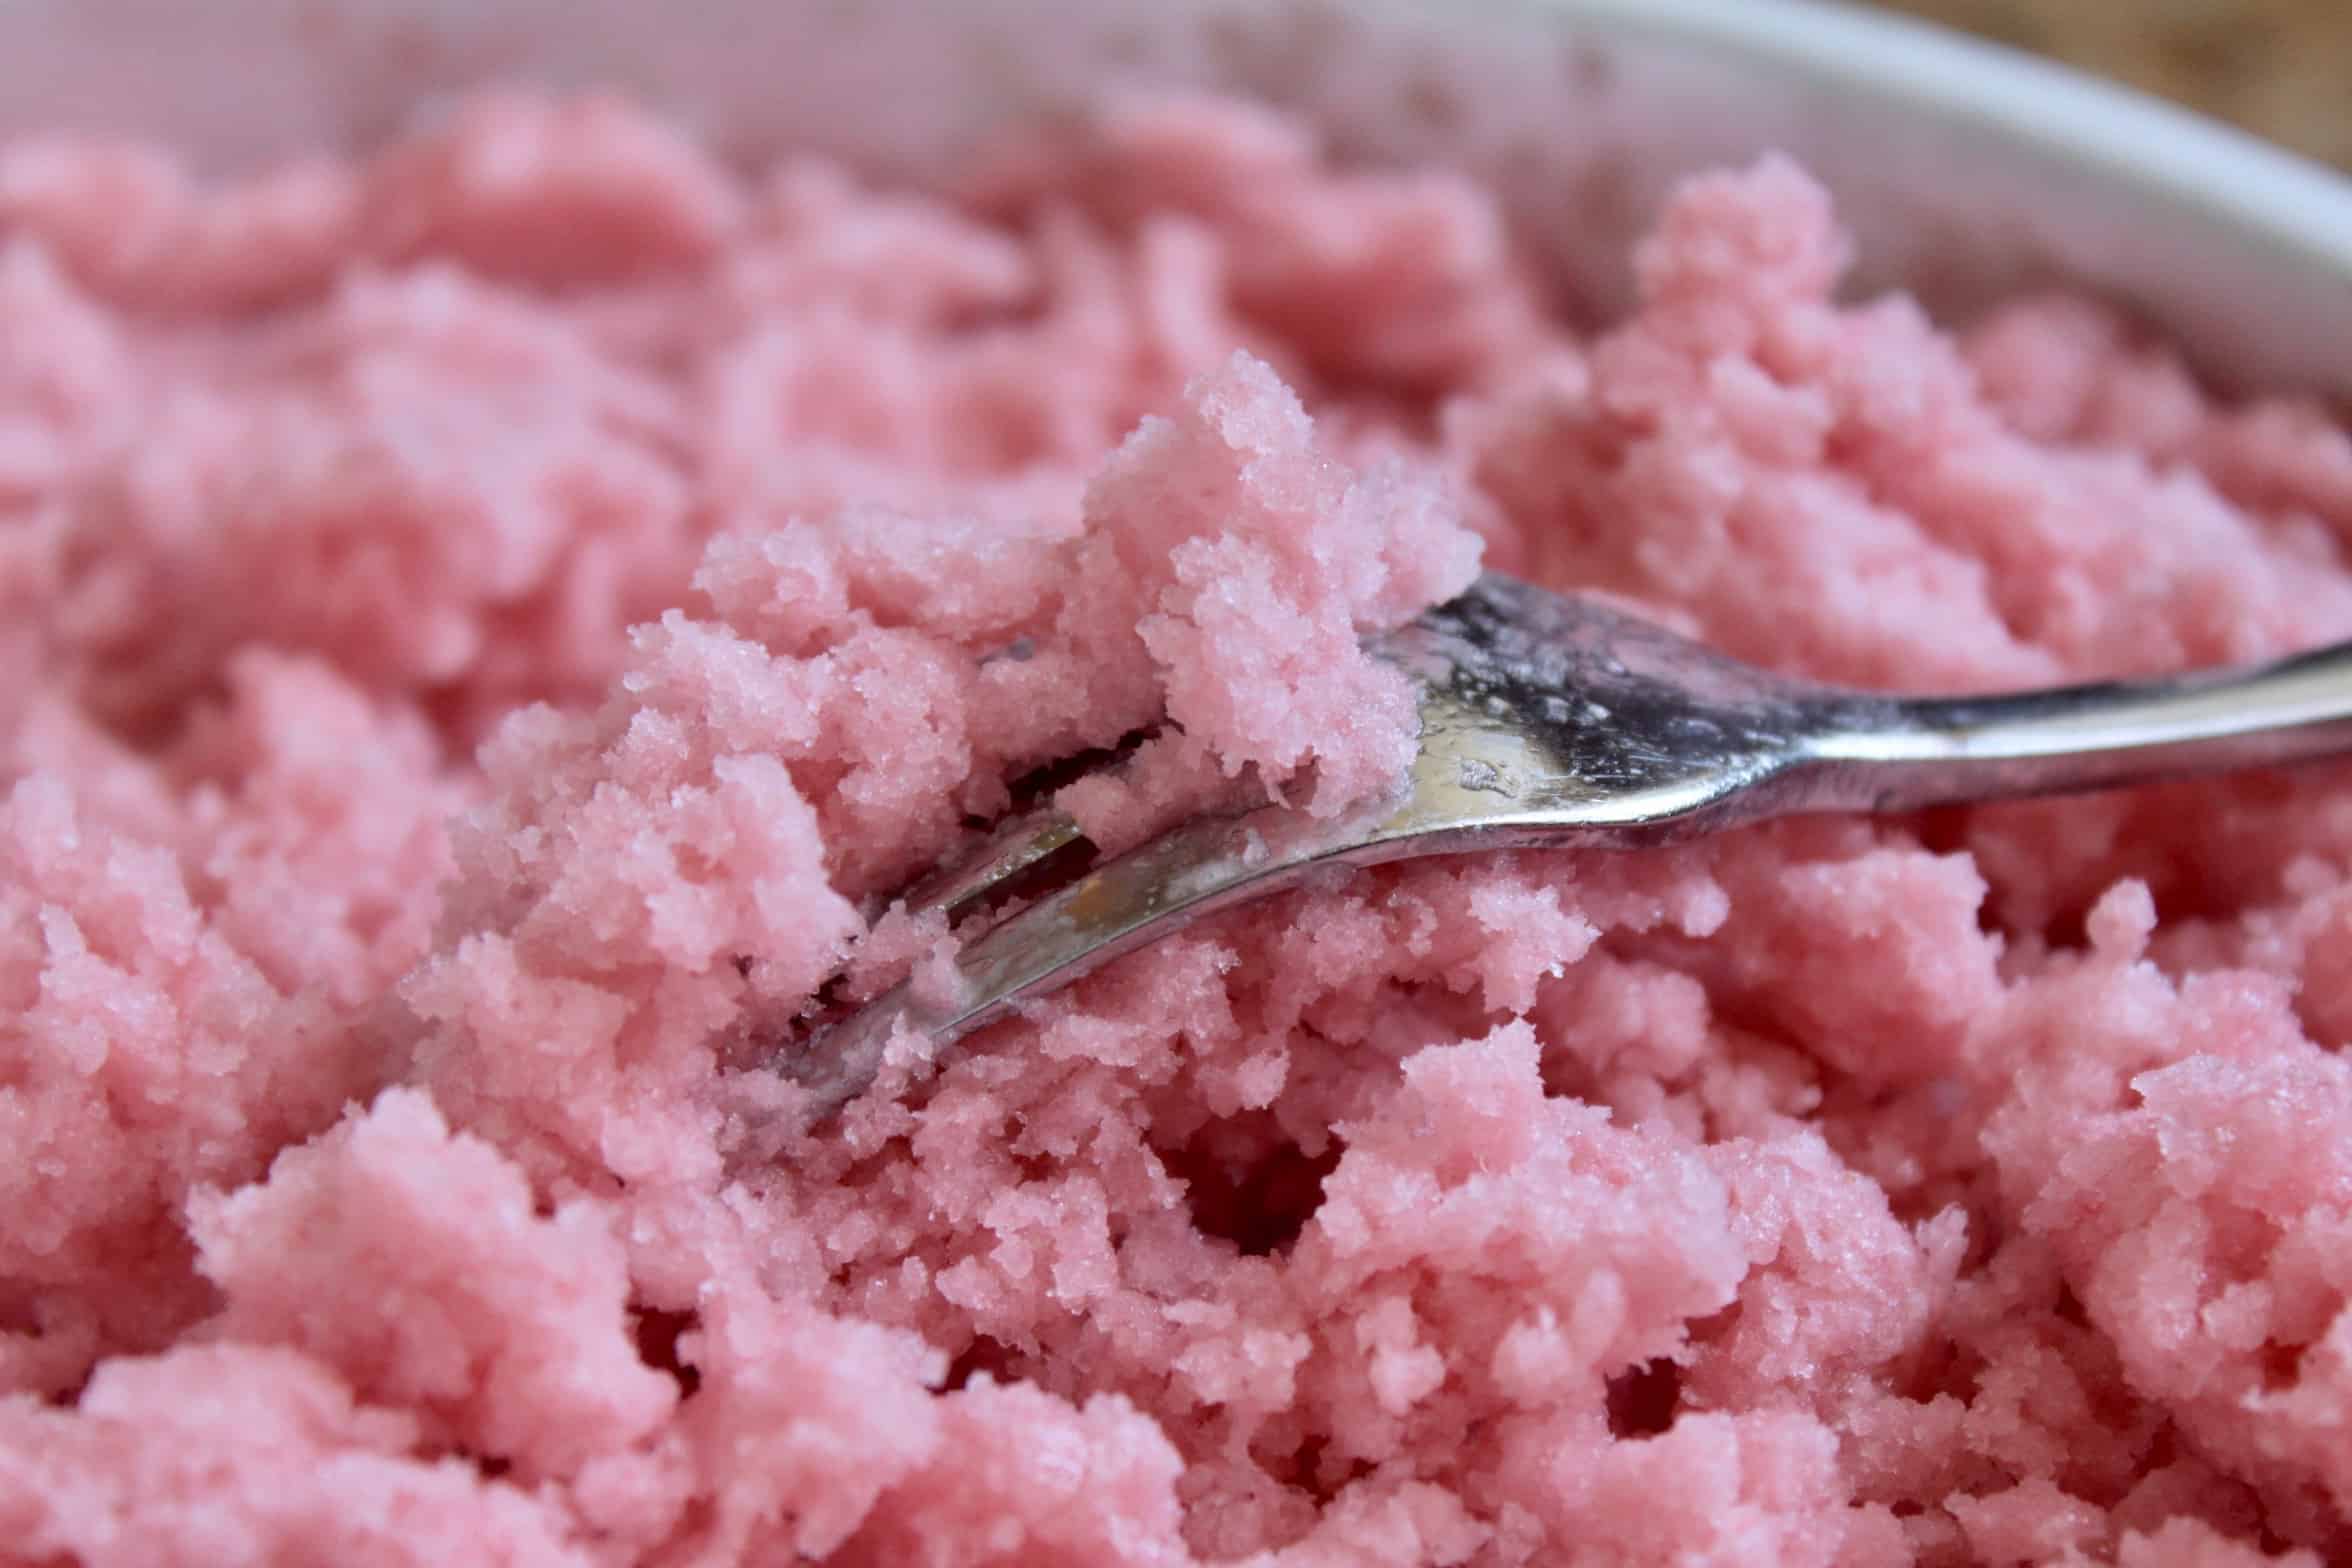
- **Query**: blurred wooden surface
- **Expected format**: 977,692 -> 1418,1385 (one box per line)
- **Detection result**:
1866,0 -> 2351,170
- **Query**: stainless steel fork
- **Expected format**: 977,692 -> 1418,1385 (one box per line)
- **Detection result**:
779,572 -> 2352,1118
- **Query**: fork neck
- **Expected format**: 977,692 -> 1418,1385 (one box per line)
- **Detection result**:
1794,639 -> 2352,814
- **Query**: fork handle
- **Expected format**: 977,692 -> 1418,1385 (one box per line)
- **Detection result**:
1801,639 -> 2352,812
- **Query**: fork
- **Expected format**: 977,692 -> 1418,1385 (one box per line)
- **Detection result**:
779,571 -> 2352,1118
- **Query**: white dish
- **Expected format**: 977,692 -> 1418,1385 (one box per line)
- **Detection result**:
1,0 -> 2346,394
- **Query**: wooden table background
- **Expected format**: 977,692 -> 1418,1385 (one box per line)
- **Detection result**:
1866,0 -> 2351,171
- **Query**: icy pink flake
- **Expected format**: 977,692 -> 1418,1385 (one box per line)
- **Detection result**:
189,1088 -> 676,1480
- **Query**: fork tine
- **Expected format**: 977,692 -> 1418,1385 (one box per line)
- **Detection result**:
778,798 -> 1384,1121
898,804 -> 1093,927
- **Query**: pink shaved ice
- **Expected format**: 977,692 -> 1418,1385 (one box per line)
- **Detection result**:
5,89 -> 2352,1568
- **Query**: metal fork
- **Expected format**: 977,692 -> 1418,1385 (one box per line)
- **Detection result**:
779,571 -> 2352,1118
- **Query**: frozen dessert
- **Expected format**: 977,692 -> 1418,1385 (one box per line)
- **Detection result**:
4,90 -> 2352,1567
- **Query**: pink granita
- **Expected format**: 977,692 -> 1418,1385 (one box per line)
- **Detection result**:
3,88 -> 2351,1568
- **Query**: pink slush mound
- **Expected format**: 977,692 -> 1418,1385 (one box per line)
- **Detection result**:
5,90 -> 2352,1567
